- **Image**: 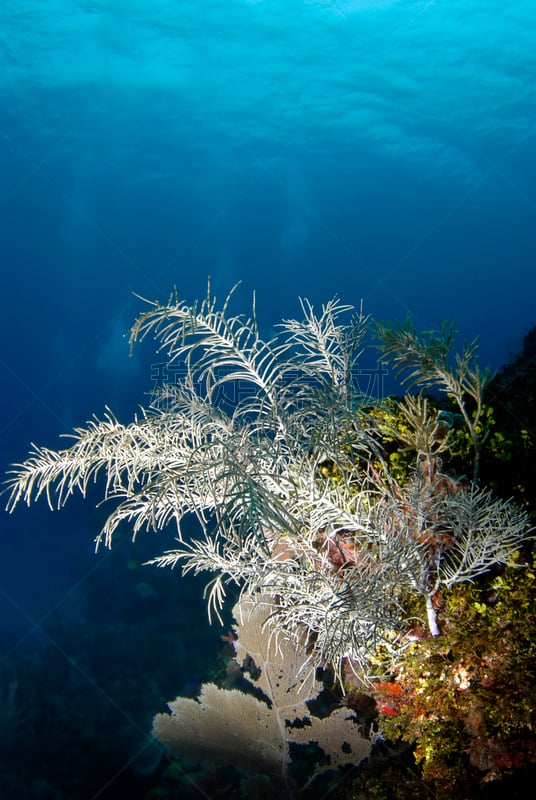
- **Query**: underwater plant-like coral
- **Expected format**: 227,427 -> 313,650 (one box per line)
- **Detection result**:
153,594 -> 372,797
375,315 -> 495,482
4,283 -> 532,685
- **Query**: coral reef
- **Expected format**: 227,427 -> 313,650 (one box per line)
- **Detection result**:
3,285 -> 535,797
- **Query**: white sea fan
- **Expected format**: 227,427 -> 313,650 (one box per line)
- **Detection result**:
4,281 -> 532,681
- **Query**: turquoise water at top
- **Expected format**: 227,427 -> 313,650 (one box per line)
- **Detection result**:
1,2 -> 535,367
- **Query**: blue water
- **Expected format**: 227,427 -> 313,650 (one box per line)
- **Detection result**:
0,1 -> 535,794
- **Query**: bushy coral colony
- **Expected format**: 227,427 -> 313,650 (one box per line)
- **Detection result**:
5,284 -> 535,797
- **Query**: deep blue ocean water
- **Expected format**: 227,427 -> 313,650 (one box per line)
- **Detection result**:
0,1 -> 535,795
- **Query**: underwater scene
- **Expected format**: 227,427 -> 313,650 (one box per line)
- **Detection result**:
1,2 -> 536,798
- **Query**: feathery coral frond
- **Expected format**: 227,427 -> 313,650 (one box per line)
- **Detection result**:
4,282 -> 531,682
